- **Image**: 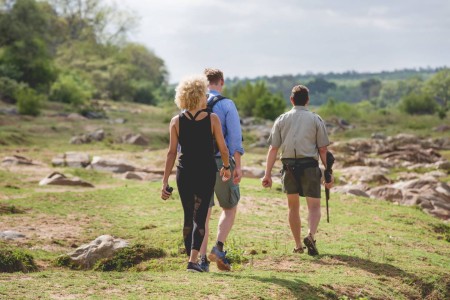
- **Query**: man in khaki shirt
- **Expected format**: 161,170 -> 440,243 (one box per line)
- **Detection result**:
262,85 -> 333,256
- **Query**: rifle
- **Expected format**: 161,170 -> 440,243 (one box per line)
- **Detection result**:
324,151 -> 335,223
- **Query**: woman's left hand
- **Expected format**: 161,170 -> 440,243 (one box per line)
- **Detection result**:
220,167 -> 231,182
161,182 -> 172,200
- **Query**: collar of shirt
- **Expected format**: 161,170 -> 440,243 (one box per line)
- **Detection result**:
292,106 -> 308,111
207,89 -> 220,100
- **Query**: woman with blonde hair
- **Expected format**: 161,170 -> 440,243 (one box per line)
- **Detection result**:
161,74 -> 231,272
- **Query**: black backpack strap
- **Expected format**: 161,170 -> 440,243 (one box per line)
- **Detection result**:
207,95 -> 226,111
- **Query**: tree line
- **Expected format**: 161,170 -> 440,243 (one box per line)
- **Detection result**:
0,0 -> 171,116
225,67 -> 449,120
0,0 -> 447,120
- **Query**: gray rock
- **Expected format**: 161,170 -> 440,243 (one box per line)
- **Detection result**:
242,167 -> 265,179
87,129 -> 105,142
70,134 -> 90,144
90,156 -> 136,173
39,172 -> 94,187
121,171 -> 163,181
122,134 -> 149,146
67,235 -> 129,269
0,230 -> 25,240
1,155 -> 34,166
52,152 -> 90,168
334,184 -> 370,198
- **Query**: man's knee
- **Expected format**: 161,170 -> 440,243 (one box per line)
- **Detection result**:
222,205 -> 237,214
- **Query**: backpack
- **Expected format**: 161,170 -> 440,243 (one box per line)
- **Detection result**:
205,95 -> 244,155
206,95 -> 226,113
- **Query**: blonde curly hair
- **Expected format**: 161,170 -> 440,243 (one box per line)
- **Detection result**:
174,75 -> 208,110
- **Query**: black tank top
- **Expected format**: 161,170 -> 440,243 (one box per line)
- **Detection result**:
178,111 -> 216,172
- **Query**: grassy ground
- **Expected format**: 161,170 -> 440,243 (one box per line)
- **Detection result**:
0,101 -> 449,299
0,177 -> 449,299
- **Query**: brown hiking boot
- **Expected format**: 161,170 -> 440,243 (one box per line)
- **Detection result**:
303,235 -> 319,256
293,247 -> 305,254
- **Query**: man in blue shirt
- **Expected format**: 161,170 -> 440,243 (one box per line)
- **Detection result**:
200,68 -> 244,271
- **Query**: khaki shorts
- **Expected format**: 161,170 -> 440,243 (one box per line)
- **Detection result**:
281,159 -> 322,198
209,157 -> 240,208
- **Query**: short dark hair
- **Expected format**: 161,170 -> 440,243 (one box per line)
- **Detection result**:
291,85 -> 309,106
204,68 -> 224,84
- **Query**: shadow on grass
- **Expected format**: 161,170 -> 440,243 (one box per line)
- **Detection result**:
212,273 -> 336,300
313,254 -> 447,299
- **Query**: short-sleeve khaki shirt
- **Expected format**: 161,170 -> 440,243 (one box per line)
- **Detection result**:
268,106 -> 330,160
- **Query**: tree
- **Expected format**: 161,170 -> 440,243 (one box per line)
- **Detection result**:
399,93 -> 436,115
306,77 -> 336,94
423,69 -> 449,116
253,93 -> 286,120
0,0 -> 56,90
49,0 -> 137,45
360,78 -> 382,99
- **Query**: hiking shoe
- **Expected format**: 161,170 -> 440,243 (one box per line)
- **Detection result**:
199,259 -> 210,272
187,262 -> 203,273
303,235 -> 319,256
293,246 -> 305,254
208,246 -> 231,271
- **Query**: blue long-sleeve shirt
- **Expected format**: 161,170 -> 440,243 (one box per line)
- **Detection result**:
207,90 -> 244,157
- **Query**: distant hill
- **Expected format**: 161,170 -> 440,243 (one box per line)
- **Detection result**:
225,67 -> 447,105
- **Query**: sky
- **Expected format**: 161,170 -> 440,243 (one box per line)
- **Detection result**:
117,0 -> 450,83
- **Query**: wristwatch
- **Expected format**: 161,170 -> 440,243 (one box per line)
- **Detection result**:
222,164 -> 231,170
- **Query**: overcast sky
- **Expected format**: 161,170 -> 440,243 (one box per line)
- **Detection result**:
118,0 -> 450,83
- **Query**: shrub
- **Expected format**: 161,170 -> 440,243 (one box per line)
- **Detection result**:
131,80 -> 157,105
253,94 -> 286,120
0,249 -> 37,273
399,93 -> 436,115
317,98 -> 361,121
54,255 -> 79,270
49,73 -> 92,106
94,244 -> 166,272
15,87 -> 44,116
0,77 -> 27,104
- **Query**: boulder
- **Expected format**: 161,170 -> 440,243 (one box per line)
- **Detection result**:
242,166 -> 265,179
39,172 -> 94,187
90,156 -> 136,173
52,152 -> 90,168
67,235 -> 129,269
368,186 -> 403,202
0,230 -> 25,240
87,129 -> 105,142
334,184 -> 369,198
121,171 -> 163,181
122,134 -> 149,146
1,155 -> 34,166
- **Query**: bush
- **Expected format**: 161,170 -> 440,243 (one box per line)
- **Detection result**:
399,93 -> 436,115
317,98 -> 361,121
0,77 -> 27,104
94,244 -> 166,272
131,80 -> 157,105
49,73 -> 92,106
253,94 -> 286,120
0,249 -> 37,273
15,87 -> 44,116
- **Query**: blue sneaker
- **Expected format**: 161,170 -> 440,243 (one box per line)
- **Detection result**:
186,262 -> 203,272
199,259 -> 210,272
208,246 -> 231,271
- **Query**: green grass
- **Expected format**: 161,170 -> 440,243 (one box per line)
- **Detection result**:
0,178 -> 449,299
0,100 -> 449,299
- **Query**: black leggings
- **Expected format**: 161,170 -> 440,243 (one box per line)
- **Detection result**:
176,167 -> 216,256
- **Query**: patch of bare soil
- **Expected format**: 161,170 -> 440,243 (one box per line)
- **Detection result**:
0,213 -> 94,252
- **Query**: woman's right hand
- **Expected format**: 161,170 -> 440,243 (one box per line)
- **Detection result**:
220,167 -> 231,182
161,182 -> 172,200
